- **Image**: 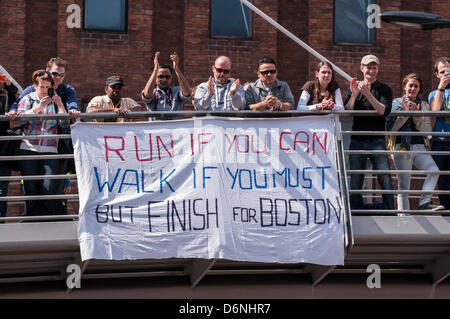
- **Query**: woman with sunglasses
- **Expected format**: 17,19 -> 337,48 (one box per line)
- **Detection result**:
386,73 -> 444,212
16,70 -> 69,217
297,61 -> 344,111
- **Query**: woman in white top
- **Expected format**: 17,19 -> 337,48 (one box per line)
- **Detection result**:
297,61 -> 344,111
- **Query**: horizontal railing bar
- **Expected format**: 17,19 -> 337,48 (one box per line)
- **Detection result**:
347,170 -> 450,175
2,110 -> 450,121
342,131 -> 450,136
0,174 -> 77,182
0,134 -> 71,141
0,154 -> 73,161
345,150 -> 450,155
1,111 -> 331,121
350,210 -> 450,214
2,190 -> 447,200
349,190 -> 450,194
0,215 -> 79,222
0,194 -> 79,201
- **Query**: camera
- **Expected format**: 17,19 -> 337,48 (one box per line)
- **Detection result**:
47,87 -> 55,97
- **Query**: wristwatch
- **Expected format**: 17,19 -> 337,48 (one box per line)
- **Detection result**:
438,88 -> 445,92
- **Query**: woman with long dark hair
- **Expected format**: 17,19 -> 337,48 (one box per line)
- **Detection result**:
297,61 -> 344,111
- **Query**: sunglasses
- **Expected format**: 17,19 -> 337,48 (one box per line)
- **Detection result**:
36,71 -> 51,77
259,69 -> 277,75
157,75 -> 171,79
214,66 -> 230,75
51,71 -> 65,77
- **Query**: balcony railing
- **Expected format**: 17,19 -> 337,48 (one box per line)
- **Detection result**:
1,110 -> 449,224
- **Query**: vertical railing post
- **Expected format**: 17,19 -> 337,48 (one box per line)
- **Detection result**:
334,114 -> 354,253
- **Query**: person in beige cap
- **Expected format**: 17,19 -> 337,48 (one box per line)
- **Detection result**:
344,54 -> 394,211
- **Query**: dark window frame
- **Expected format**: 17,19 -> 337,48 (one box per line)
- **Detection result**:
333,0 -> 376,46
209,0 -> 254,39
84,0 -> 129,33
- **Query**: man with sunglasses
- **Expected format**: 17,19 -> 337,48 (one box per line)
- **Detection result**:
245,57 -> 294,111
9,57 -> 80,118
194,56 -> 245,111
141,51 -> 191,120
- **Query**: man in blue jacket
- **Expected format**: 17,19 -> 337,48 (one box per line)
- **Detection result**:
9,57 -> 79,116
8,57 -> 80,215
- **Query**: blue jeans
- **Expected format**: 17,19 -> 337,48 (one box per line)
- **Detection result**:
349,138 -> 394,210
18,149 -> 59,216
432,140 -> 450,210
0,161 -> 11,219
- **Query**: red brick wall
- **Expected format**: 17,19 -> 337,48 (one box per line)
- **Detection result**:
0,0 -> 26,86
24,0 -> 58,82
400,0 -> 433,98
431,0 -> 450,89
57,0 -> 154,104
307,0 -> 402,96
1,0 -> 447,103
277,0 -> 309,102
151,0 -> 185,84
184,0 -> 278,88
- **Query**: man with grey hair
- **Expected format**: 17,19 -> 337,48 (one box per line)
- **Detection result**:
194,56 -> 246,111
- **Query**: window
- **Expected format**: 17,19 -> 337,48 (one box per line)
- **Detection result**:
210,0 -> 252,38
334,0 -> 374,44
84,0 -> 127,32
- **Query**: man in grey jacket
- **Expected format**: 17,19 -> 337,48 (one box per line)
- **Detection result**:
194,56 -> 245,111
245,57 -> 294,111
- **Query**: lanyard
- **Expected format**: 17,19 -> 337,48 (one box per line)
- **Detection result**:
156,88 -> 173,109
214,82 -> 231,110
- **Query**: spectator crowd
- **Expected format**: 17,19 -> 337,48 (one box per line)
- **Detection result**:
0,54 -> 449,219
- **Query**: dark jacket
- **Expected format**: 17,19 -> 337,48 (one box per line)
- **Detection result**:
0,83 -> 18,136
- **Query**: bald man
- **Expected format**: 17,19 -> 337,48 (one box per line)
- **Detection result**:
194,56 -> 246,111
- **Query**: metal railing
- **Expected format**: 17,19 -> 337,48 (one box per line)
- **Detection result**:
1,110 -> 449,224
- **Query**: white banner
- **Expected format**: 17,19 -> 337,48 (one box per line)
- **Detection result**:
71,115 -> 344,265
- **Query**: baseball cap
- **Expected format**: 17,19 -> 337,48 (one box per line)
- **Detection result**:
361,55 -> 380,65
105,75 -> 124,87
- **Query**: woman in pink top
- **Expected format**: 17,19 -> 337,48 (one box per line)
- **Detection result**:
16,70 -> 68,217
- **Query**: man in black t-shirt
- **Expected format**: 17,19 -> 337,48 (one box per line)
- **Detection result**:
344,55 -> 394,210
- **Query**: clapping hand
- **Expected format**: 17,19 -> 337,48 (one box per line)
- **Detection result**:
358,81 -> 371,96
317,98 -> 334,110
207,76 -> 215,95
154,51 -> 160,71
229,78 -> 240,96
170,52 -> 179,71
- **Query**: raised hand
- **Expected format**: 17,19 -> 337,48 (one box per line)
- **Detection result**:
350,77 -> 360,96
154,51 -> 160,71
401,95 -> 409,111
207,76 -> 215,95
170,52 -> 179,70
229,78 -> 240,96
